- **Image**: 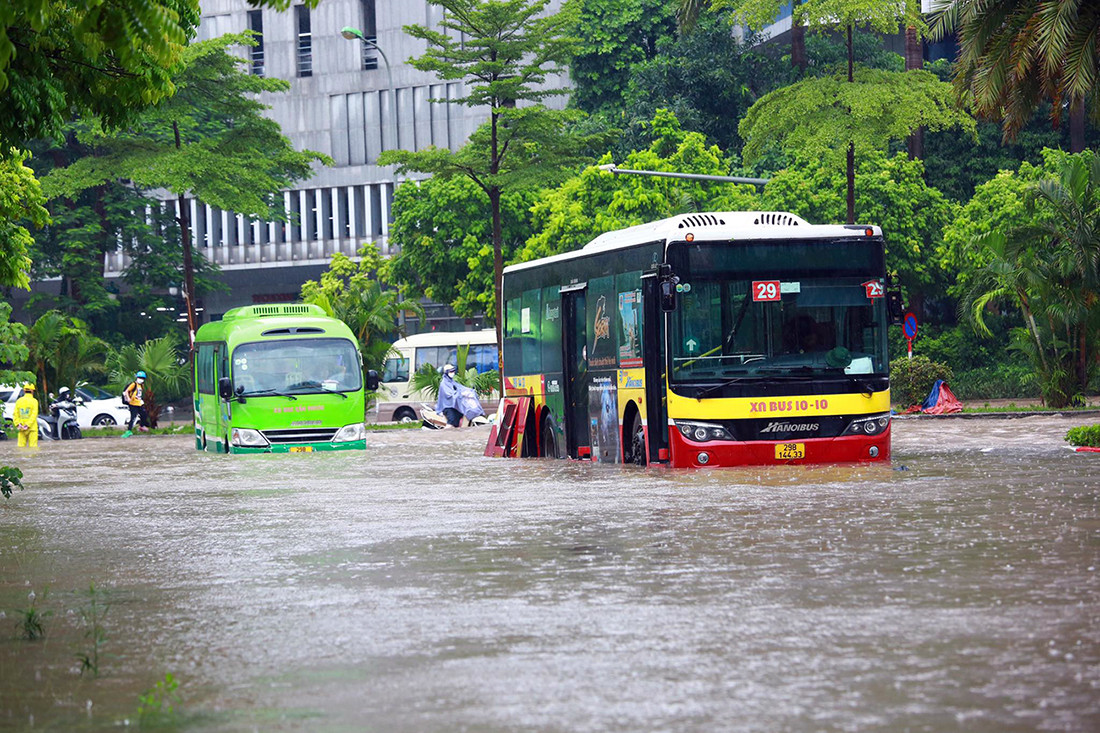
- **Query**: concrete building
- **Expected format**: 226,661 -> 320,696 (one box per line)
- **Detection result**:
107,0 -> 566,328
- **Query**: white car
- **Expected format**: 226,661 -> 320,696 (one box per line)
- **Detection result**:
0,385 -> 20,426
74,385 -> 132,428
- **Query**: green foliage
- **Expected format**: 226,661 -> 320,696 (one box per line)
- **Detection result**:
567,0 -> 678,112
950,364 -> 1037,401
963,150 -> 1100,407
930,0 -> 1099,146
301,245 -> 424,373
940,149 -> 1066,300
0,150 -> 48,290
762,150 -> 954,297
388,177 -> 538,318
890,355 -> 953,408
23,310 -> 107,402
1065,424 -> 1100,448
137,672 -> 181,726
739,66 -> 975,167
14,589 -> 50,641
0,0 -> 200,147
75,583 -> 109,677
106,333 -> 190,425
714,0 -> 923,36
515,109 -> 759,262
0,303 -> 33,389
0,466 -> 23,499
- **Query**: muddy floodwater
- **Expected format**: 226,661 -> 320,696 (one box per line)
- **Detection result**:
0,416 -> 1098,731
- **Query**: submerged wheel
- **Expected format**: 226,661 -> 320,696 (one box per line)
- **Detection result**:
520,410 -> 538,457
393,407 -> 417,423
626,412 -> 647,466
92,414 -> 117,427
539,413 -> 560,459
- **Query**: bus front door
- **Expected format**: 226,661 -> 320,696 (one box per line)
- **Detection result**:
641,271 -> 669,463
561,288 -> 590,459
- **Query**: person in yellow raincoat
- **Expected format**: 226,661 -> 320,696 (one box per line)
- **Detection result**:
13,384 -> 39,448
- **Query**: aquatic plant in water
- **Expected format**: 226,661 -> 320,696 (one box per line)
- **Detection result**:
75,583 -> 109,677
15,589 -> 50,640
137,673 -> 180,725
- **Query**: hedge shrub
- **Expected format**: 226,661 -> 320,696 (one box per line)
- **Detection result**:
1065,425 -> 1100,448
890,355 -> 953,408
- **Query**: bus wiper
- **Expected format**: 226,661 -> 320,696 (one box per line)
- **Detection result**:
845,375 -> 879,395
695,377 -> 749,398
694,372 -> 816,397
242,388 -> 297,400
320,387 -> 348,399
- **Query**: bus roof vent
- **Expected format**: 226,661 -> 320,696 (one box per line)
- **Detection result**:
752,212 -> 804,227
261,327 -> 326,336
223,303 -> 326,320
677,214 -> 726,229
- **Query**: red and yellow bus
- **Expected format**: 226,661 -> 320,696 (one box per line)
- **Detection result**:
493,211 -> 897,467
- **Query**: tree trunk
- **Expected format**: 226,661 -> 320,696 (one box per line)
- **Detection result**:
905,25 -> 924,163
173,121 -> 198,353
1069,97 -> 1085,153
489,102 -> 504,392
791,1 -> 806,75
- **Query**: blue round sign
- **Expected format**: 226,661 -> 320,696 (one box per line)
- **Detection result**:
903,312 -> 918,339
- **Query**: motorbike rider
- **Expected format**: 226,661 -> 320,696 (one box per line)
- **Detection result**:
122,371 -> 149,436
13,383 -> 38,448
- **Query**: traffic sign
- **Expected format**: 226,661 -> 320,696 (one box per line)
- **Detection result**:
903,312 -> 918,339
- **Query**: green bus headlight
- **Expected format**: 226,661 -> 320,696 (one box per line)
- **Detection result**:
332,422 -> 366,442
231,428 -> 269,447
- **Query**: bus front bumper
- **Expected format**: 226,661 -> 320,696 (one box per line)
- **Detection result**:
666,425 -> 891,468
231,440 -> 366,454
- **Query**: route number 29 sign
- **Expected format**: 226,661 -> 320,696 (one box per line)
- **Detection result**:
752,280 -> 781,302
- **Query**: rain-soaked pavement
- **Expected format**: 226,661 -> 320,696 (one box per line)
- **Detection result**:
0,416 -> 1098,732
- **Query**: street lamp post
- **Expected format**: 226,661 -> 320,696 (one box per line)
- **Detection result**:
341,26 -> 396,151
596,163 -> 769,187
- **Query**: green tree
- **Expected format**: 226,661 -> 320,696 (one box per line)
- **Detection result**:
388,176 -> 538,319
300,245 -> 425,374
727,0 -> 973,222
379,0 -> 603,352
106,333 -> 190,426
0,149 -> 48,291
516,110 -> 759,262
567,0 -> 678,113
40,34 -> 328,347
965,151 -> 1100,406
23,310 -> 106,404
930,0 -> 1100,153
762,150 -> 955,307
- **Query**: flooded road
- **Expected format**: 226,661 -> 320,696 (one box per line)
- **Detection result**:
0,416 -> 1098,731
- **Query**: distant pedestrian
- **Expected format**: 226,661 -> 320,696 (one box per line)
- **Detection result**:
13,384 -> 39,448
122,371 -> 150,437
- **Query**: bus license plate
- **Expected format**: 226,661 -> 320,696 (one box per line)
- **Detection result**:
775,443 -> 805,460
289,446 -> 313,453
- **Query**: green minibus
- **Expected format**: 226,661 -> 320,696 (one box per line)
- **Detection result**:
193,303 -> 378,453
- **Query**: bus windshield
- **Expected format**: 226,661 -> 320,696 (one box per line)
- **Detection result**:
667,239 -> 888,385
233,338 -> 362,395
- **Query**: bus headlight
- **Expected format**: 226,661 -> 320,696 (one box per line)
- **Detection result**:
332,422 -> 366,442
674,420 -> 733,442
231,428 -> 269,447
843,414 -> 890,437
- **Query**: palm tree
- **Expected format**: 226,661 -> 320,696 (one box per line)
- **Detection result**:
106,334 -> 190,426
966,151 -> 1100,405
930,0 -> 1099,153
23,311 -> 106,405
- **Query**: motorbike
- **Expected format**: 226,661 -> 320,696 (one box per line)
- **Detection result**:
38,395 -> 83,440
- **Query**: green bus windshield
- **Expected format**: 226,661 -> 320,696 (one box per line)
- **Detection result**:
232,338 -> 362,395
667,239 -> 888,384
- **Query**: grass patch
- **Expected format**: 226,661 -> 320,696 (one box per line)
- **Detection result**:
365,421 -> 421,431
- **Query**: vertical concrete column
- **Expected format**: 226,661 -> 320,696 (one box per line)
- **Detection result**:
331,187 -> 341,243
298,189 -> 309,242
313,188 -> 323,241
283,190 -> 293,245
347,185 -> 358,239
190,199 -> 200,248
364,184 -> 374,243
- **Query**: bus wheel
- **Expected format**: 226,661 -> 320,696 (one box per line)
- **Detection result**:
520,410 -> 538,457
627,414 -> 647,466
394,407 -> 417,423
539,414 -> 559,459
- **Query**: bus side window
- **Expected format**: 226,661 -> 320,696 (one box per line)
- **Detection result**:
470,345 -> 498,374
197,344 -> 215,394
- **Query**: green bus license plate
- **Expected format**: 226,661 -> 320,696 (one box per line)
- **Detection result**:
775,443 -> 805,460
289,446 -> 313,453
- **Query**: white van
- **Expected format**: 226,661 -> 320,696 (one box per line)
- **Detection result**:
375,329 -> 499,422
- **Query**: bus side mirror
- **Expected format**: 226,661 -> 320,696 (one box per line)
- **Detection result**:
218,377 -> 233,400
365,369 -> 380,391
659,271 -> 680,312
